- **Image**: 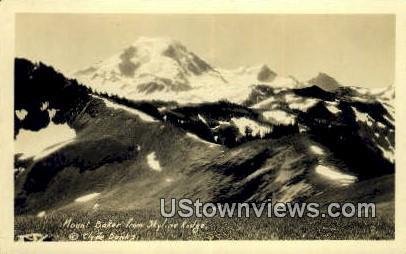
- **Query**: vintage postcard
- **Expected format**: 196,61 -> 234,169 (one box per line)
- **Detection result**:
1,0 -> 406,253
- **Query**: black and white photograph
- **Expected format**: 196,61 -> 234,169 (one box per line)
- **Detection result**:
1,2 -> 406,252
10,13 -> 397,241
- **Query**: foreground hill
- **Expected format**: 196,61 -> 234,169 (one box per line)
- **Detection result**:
14,58 -> 394,240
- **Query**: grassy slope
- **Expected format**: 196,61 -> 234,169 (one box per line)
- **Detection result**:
14,97 -> 394,240
15,207 -> 393,240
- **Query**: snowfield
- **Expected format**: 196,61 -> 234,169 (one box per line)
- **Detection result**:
15,122 -> 76,160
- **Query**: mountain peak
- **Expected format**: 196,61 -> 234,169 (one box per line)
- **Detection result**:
118,36 -> 214,76
308,72 -> 340,92
73,37 -> 226,99
257,64 -> 277,82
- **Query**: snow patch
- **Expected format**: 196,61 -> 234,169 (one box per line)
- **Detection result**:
289,98 -> 319,112
271,76 -> 299,88
282,93 -> 319,112
14,167 -> 25,176
197,114 -> 208,125
325,103 -> 341,114
299,124 -> 308,133
147,152 -> 162,171
48,109 -> 57,119
383,115 -> 394,125
377,122 -> 385,129
352,107 -> 374,127
15,109 -> 28,120
354,87 -> 369,95
377,145 -> 394,163
273,88 -> 287,94
315,165 -> 356,186
230,117 -> 271,138
251,96 -> 276,109
284,93 -> 300,103
15,122 -> 76,160
75,193 -> 100,202
244,165 -> 273,183
35,139 -> 75,161
262,110 -> 296,125
309,145 -> 325,155
40,102 -> 49,111
36,211 -> 46,218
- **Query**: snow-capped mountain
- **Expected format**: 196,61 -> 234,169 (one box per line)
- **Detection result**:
74,37 -> 226,93
73,37 -> 301,104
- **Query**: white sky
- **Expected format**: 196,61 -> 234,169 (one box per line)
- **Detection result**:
16,14 -> 395,88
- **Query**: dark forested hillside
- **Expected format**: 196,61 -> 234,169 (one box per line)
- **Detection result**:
14,58 -> 91,137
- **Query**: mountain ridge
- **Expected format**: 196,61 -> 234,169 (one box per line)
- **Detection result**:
15,58 -> 394,217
